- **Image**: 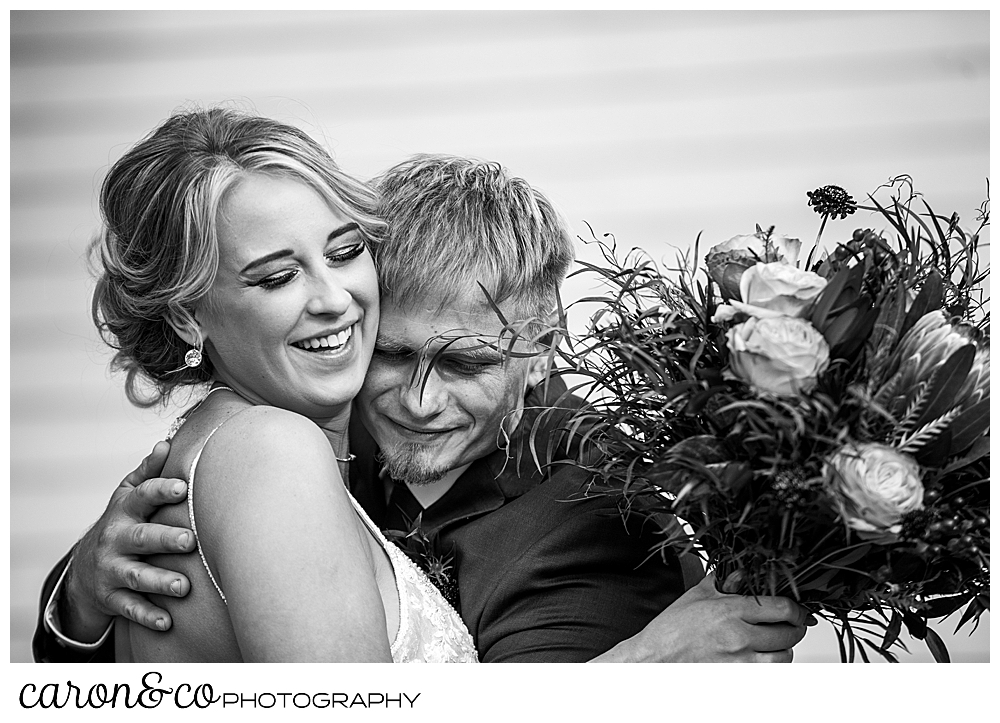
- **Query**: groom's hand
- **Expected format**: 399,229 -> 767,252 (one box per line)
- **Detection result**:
592,572 -> 816,663
60,441 -> 196,639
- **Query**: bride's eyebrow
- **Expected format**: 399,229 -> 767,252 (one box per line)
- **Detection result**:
239,223 -> 361,274
241,249 -> 293,274
327,222 -> 359,243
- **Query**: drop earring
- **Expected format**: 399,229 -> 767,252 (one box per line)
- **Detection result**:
184,347 -> 203,368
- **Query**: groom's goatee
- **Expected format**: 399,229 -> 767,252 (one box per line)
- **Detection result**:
378,445 -> 448,486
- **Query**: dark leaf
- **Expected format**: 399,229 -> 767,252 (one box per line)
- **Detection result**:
936,435 -> 989,476
867,285 -> 908,369
865,637 -> 900,663
886,552 -> 927,583
810,266 -> 852,329
821,307 -> 859,348
476,281 -> 510,326
684,385 -> 729,415
946,399 -> 991,455
718,462 -> 753,497
924,628 -> 951,663
913,428 -> 953,467
955,595 -> 989,634
902,610 -> 927,640
900,269 -> 943,338
667,435 -> 730,464
824,544 -> 874,570
912,344 -> 975,429
794,565 -> 840,592
835,622 -> 848,663
856,639 -> 870,663
880,610 -> 902,652
833,304 -> 879,360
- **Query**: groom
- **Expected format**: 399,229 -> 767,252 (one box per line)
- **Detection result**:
35,155 -> 812,662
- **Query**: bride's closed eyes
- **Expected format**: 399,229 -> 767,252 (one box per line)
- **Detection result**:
251,243 -> 368,290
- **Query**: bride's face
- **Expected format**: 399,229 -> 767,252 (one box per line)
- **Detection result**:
194,173 -> 379,420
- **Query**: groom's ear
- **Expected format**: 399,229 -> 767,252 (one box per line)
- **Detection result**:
164,307 -> 204,348
524,351 -> 551,390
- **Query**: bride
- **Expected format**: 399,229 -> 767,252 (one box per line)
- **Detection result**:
95,108 -> 477,662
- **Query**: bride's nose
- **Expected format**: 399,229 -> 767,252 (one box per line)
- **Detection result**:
305,269 -> 352,316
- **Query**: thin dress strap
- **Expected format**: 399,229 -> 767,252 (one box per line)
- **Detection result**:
186,420 -> 235,604
346,493 -> 406,657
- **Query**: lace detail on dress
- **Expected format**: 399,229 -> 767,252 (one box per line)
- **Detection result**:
348,496 -> 478,664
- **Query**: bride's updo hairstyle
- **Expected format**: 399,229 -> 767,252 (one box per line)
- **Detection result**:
91,107 -> 385,407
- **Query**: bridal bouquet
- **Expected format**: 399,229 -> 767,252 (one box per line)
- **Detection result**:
553,178 -> 989,662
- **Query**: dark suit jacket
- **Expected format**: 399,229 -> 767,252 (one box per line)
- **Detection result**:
34,379 -> 698,662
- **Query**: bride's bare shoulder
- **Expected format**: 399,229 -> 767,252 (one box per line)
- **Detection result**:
188,403 -> 349,529
201,405 -> 334,470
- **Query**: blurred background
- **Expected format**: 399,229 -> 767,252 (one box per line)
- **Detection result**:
9,10 -> 989,663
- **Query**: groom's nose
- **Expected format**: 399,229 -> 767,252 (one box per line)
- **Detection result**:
397,367 -> 449,419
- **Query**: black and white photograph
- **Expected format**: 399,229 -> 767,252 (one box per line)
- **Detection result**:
10,7 -> 989,690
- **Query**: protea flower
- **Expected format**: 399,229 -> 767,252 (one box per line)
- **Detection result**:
888,310 -> 977,384
874,310 -> 989,463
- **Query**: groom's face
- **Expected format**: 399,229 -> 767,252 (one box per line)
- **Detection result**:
355,289 -> 543,485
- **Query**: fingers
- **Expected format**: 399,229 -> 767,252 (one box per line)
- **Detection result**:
739,595 -> 812,626
121,477 -> 188,523
116,520 -> 195,556
143,440 -> 171,478
122,440 -> 171,489
112,558 -> 191,598
745,620 -> 809,652
104,589 -> 175,632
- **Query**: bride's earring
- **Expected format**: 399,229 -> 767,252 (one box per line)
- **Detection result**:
184,347 -> 203,368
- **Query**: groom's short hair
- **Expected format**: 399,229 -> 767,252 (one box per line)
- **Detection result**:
372,154 -> 575,337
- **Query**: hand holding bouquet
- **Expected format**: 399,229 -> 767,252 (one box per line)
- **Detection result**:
554,178 -> 989,661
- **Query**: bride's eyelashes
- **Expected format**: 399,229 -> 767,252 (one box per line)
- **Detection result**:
326,241 -> 367,265
250,242 -> 368,291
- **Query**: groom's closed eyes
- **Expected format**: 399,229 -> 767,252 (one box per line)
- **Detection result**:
372,335 -> 505,378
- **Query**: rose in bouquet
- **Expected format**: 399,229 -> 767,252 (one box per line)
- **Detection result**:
552,178 -> 989,662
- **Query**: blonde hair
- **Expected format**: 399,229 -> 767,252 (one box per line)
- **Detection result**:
372,154 -> 575,337
91,108 -> 385,407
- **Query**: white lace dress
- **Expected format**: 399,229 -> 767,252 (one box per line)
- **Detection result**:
173,404 -> 478,663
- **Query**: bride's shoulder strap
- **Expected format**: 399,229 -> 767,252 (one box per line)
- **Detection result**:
185,403 -> 260,605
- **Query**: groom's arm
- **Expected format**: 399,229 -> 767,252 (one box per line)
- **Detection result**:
32,442 -> 196,662
473,496 -> 689,662
471,478 -> 812,663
